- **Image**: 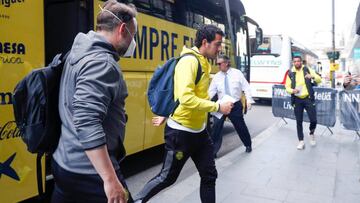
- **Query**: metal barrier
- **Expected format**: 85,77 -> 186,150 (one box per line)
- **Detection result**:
272,85 -> 337,128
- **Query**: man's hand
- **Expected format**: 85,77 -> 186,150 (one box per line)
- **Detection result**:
292,89 -> 300,94
152,116 -> 166,126
304,73 -> 313,80
85,146 -> 128,203
343,74 -> 352,86
104,178 -> 127,203
219,102 -> 233,115
247,102 -> 252,110
351,75 -> 360,86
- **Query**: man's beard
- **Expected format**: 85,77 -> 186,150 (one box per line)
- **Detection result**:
116,41 -> 128,56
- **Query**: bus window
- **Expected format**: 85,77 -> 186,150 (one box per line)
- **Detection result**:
134,0 -> 151,13
164,2 -> 173,20
251,36 -> 282,56
186,11 -> 194,27
236,28 -> 248,73
193,13 -> 204,29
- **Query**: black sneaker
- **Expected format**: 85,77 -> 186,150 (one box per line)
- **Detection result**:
245,146 -> 252,153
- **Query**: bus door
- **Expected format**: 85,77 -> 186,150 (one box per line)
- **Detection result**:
45,0 -> 93,63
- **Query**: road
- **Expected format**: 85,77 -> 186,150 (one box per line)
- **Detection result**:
121,102 -> 278,198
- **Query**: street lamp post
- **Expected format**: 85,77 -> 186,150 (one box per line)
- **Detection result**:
330,0 -> 336,88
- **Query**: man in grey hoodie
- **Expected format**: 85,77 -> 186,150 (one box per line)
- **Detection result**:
51,1 -> 137,203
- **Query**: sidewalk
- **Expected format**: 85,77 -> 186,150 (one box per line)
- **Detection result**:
150,119 -> 360,203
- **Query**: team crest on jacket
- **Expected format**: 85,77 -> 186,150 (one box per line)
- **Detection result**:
175,151 -> 184,160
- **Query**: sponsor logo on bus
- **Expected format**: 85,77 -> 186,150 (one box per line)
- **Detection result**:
0,42 -> 25,54
0,13 -> 10,19
251,59 -> 282,67
0,42 -> 25,64
0,92 -> 13,105
0,121 -> 21,141
0,0 -> 25,8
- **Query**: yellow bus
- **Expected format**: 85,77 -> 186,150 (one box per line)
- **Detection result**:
0,0 -> 261,201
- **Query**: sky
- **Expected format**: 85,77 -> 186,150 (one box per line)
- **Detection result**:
241,0 -> 359,50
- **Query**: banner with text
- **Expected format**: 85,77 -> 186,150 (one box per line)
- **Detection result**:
272,85 -> 337,127
339,90 -> 360,131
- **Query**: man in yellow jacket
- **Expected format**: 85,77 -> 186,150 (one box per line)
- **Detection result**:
285,56 -> 322,150
135,25 -> 233,203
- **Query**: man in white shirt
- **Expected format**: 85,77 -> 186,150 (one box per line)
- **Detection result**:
208,55 -> 255,157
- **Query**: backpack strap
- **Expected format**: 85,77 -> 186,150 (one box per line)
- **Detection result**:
288,70 -> 296,106
36,153 -> 44,199
179,53 -> 203,85
303,66 -> 315,102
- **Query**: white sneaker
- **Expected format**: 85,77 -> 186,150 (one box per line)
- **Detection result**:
309,133 -> 316,146
297,141 -> 305,150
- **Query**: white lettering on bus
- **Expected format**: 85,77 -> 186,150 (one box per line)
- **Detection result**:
251,59 -> 282,67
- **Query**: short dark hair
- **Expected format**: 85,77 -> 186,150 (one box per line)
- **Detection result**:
194,25 -> 224,48
96,0 -> 137,32
293,55 -> 302,60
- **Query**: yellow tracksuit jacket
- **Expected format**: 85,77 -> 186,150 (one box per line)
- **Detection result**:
285,65 -> 322,98
170,46 -> 219,130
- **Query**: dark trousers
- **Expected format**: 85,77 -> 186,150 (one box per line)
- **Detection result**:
51,160 -> 133,203
294,97 -> 317,141
211,101 -> 252,156
136,125 -> 217,203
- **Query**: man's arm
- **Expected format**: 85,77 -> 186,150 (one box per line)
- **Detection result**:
309,68 -> 322,84
85,146 -> 127,203
285,74 -> 294,94
72,60 -> 126,202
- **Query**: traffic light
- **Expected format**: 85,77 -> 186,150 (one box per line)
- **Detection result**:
326,51 -> 340,60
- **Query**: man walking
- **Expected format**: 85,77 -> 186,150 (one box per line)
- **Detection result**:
52,1 -> 137,202
285,56 -> 321,150
208,55 -> 254,157
135,25 -> 233,203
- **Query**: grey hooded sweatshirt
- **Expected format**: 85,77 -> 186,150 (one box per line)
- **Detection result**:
53,31 -> 128,174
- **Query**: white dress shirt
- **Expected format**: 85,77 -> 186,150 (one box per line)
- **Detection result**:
209,67 -> 255,103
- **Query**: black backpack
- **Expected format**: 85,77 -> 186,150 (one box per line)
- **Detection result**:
12,51 -> 69,196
